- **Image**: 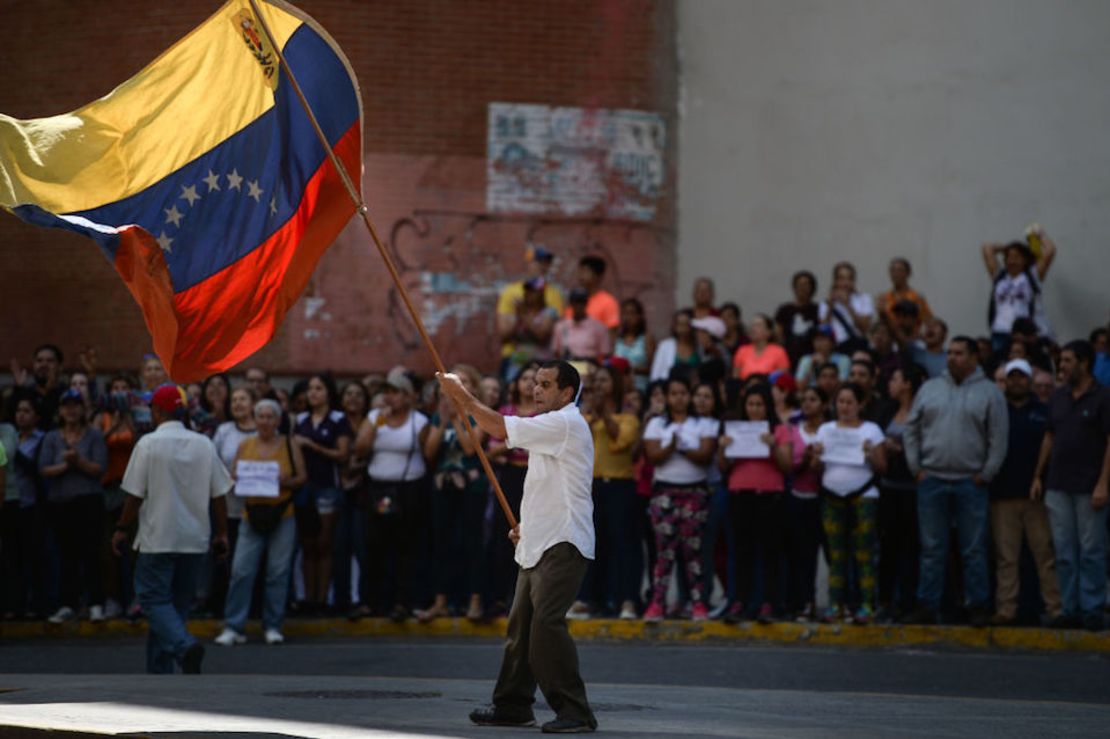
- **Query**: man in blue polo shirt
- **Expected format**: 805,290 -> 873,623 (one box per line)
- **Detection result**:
1031,340 -> 1110,631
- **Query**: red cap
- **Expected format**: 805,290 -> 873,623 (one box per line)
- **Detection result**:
773,373 -> 798,394
150,384 -> 185,414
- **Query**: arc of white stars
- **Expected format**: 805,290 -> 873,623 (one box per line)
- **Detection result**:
180,184 -> 200,207
269,196 -> 277,215
164,205 -> 183,227
156,232 -> 173,253
247,180 -> 263,203
203,170 -> 221,192
227,169 -> 243,191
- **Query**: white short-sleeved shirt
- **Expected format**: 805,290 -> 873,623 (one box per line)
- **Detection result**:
504,402 -> 595,569
817,421 -> 885,499
366,409 -> 428,482
121,421 -> 233,553
819,293 -> 875,345
643,416 -> 716,485
991,270 -> 1040,334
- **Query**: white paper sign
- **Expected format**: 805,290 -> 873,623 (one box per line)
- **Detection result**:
821,427 -> 866,466
724,421 -> 771,459
235,460 -> 281,498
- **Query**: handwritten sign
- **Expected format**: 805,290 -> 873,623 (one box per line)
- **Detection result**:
723,421 -> 771,459
235,460 -> 280,498
821,427 -> 866,466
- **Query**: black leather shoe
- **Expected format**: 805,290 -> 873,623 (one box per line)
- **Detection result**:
542,718 -> 597,733
1082,612 -> 1106,632
469,706 -> 536,727
968,605 -> 992,628
902,605 -> 938,625
181,643 -> 204,674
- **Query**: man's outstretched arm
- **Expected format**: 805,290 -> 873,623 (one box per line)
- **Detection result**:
437,372 -> 507,440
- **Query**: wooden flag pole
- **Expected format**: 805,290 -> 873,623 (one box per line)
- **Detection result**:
247,0 -> 519,530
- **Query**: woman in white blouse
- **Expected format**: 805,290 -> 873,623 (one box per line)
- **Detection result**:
818,262 -> 875,353
641,376 -> 717,623
812,383 -> 887,625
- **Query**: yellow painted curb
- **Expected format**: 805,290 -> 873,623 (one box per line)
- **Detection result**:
2,617 -> 1107,653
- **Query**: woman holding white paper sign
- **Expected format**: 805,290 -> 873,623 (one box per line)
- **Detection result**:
812,384 -> 887,625
216,399 -> 306,647
641,377 -> 717,622
785,386 -> 828,622
718,383 -> 794,624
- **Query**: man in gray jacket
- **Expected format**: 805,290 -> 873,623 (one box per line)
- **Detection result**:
904,336 -> 1008,625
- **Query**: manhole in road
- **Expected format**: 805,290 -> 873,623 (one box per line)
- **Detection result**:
265,690 -> 442,700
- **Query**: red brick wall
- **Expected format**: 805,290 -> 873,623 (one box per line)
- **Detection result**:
0,0 -> 676,377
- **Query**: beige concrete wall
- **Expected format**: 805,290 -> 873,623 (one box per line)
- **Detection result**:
677,0 -> 1110,342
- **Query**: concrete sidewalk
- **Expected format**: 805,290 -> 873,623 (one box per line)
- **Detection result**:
1,615 -> 1107,653
2,672 -> 1108,738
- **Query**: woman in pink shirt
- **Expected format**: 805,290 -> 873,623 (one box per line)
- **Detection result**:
718,383 -> 794,624
733,314 -> 791,380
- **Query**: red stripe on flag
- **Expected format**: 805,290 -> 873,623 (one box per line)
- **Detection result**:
113,226 -> 181,370
134,123 -> 361,382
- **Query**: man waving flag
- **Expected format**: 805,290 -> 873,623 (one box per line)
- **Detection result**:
0,0 -> 363,382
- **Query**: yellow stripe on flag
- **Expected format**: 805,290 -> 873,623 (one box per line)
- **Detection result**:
0,0 -> 302,214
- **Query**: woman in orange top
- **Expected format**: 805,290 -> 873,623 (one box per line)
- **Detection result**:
733,314 -> 791,380
215,399 -> 306,646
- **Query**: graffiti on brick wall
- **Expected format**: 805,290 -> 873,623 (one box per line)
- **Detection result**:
487,103 -> 666,222
382,208 -> 671,365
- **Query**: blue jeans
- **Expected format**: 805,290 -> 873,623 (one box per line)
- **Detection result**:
915,476 -> 990,611
332,490 -> 368,608
133,552 -> 202,674
702,482 -> 734,602
1045,490 -> 1109,618
224,516 -> 297,632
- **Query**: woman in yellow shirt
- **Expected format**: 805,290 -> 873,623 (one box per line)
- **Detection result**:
569,366 -> 642,620
215,399 -> 306,647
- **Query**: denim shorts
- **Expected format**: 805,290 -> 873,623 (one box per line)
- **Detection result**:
301,484 -> 342,516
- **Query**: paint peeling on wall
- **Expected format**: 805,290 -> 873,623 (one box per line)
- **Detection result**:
487,103 -> 666,222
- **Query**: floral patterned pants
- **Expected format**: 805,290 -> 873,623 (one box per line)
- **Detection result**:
648,484 -> 709,607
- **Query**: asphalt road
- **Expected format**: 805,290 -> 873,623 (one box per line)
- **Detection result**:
3,636 -> 1109,706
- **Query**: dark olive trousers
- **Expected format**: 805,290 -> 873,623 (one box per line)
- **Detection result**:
492,542 -> 596,726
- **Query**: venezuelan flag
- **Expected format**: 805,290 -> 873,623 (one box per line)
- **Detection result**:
0,0 -> 363,382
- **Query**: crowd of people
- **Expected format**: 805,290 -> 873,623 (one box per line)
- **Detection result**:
2,226 -> 1110,640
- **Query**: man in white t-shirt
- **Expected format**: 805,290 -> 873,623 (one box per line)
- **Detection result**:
438,360 -> 598,734
112,385 -> 232,674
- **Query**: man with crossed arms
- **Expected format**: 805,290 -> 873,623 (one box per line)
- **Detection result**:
438,359 -> 597,734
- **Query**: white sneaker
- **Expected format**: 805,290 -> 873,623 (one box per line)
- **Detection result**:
619,601 -> 638,620
88,605 -> 106,622
47,606 -> 76,624
103,599 -> 123,619
264,628 -> 284,645
565,601 -> 591,620
214,628 -> 246,646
